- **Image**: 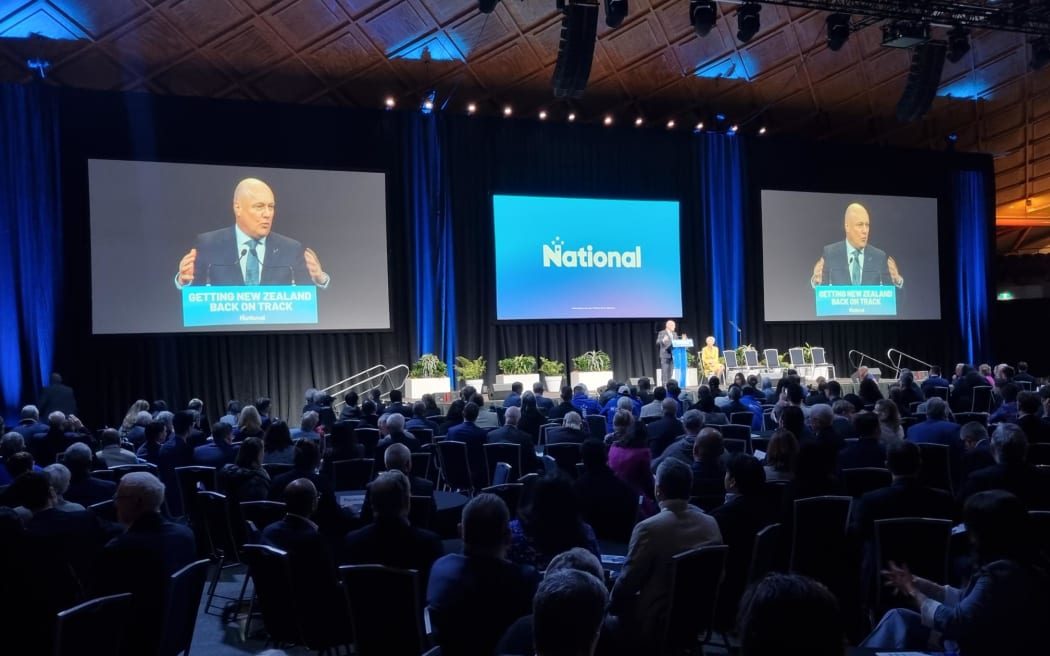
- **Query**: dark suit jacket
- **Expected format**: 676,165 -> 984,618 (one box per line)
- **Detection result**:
192,441 -> 239,468
850,477 -> 955,541
960,441 -> 995,479
447,421 -> 489,488
269,467 -> 351,537
64,475 -> 118,508
710,494 -> 774,626
547,401 -> 577,421
158,435 -> 195,515
190,226 -> 313,286
262,514 -> 338,582
958,463 -> 1050,510
13,419 -> 49,441
818,240 -> 896,286
546,426 -> 589,445
38,383 -> 77,416
645,415 -> 684,459
1016,415 -> 1050,444
573,466 -> 639,541
486,425 -> 540,473
535,395 -> 555,412
837,438 -> 887,471
341,516 -> 444,585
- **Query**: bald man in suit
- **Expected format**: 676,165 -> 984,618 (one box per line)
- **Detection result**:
811,203 -> 904,288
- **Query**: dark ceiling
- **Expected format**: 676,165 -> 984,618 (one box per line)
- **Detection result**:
2,0 -> 1050,252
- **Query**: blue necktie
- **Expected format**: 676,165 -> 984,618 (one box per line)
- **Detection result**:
850,249 -> 862,286
245,239 -> 260,285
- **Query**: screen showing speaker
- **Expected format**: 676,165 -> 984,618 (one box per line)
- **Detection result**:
88,159 -> 390,334
492,194 -> 683,320
760,189 -> 941,321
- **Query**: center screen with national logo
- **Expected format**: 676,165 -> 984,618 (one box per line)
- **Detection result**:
492,194 -> 682,320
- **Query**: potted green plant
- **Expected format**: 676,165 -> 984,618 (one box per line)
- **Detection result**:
454,355 -> 486,391
496,355 -> 539,388
405,353 -> 450,399
539,356 -> 566,392
570,350 -> 613,391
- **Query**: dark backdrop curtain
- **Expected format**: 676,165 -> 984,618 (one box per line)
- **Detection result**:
0,83 -> 63,421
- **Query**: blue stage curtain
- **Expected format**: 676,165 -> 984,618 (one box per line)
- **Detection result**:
404,113 -> 457,387
953,169 -> 991,364
0,83 -> 63,420
698,133 -> 747,351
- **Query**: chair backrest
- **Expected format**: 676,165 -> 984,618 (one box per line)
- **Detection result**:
729,411 -> 754,428
811,347 -> 827,366
492,462 -> 513,486
340,565 -> 425,656
354,427 -> 381,457
544,442 -> 582,478
54,592 -> 134,656
434,441 -> 473,493
88,499 -> 117,523
915,443 -> 953,494
874,518 -> 952,612
926,386 -> 949,400
408,427 -> 434,446
240,544 -> 302,645
481,483 -> 525,517
197,490 -> 240,558
763,349 -> 779,368
743,349 -> 760,368
664,545 -> 729,653
586,414 -> 607,439
408,495 -> 436,529
723,350 -> 739,369
788,348 -> 805,367
91,469 -> 116,482
110,463 -> 159,485
789,496 -> 852,583
1017,380 -> 1034,391
840,467 -> 893,498
157,559 -> 211,656
722,438 -> 748,455
175,466 -> 217,527
751,437 -> 770,455
970,386 -> 993,413
332,458 -> 375,490
239,501 -> 287,532
748,523 -> 785,583
483,442 -> 523,484
410,451 -> 432,479
262,462 -> 294,479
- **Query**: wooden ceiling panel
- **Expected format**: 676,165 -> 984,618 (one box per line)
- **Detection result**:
152,54 -> 235,97
417,0 -> 475,25
502,0 -> 559,33
357,0 -> 434,53
971,29 -> 1025,67
469,40 -> 542,90
601,14 -> 664,69
673,25 -> 735,75
50,44 -> 134,91
445,4 -> 518,60
47,0 -> 147,39
160,0 -> 247,48
303,27 -> 381,80
742,27 -> 798,79
525,17 -> 567,67
109,13 -> 194,75
652,0 -> 697,44
266,0 -> 348,50
211,19 -> 292,77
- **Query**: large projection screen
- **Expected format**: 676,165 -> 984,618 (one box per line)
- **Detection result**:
88,159 -> 390,334
761,190 -> 940,321
493,194 -> 683,320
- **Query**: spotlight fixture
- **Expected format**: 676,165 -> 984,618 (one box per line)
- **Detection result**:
635,116 -> 644,126
689,0 -> 717,38
603,115 -> 614,126
605,0 -> 628,29
478,0 -> 499,14
729,124 -> 739,133
568,112 -> 577,122
736,3 -> 761,43
467,102 -> 477,114
420,90 -> 436,114
826,14 -> 850,52
758,126 -> 767,135
539,109 -> 548,120
1033,37 -> 1050,70
384,96 -> 396,110
667,119 -> 676,129
503,105 -> 513,117
946,27 -> 971,63
694,121 -> 704,132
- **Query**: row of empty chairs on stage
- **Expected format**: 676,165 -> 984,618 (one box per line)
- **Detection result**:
722,346 -> 835,379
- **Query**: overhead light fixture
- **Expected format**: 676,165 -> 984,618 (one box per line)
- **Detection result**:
503,105 -> 513,117
467,102 -> 477,114
826,14 -> 850,52
420,90 -> 436,114
729,124 -> 739,133
946,27 -> 971,63
689,0 -> 717,38
882,21 -> 929,48
568,112 -> 577,122
539,110 -> 548,120
1033,37 -> 1050,70
605,0 -> 628,29
736,3 -> 761,43
603,115 -> 614,126
667,119 -> 676,129
384,96 -> 396,110
478,0 -> 500,13
694,121 -> 704,132
634,117 -> 644,126
758,126 -> 767,135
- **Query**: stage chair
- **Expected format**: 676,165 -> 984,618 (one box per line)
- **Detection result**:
723,350 -> 744,378
763,348 -> 780,370
743,349 -> 760,369
788,347 -> 805,369
811,346 -> 835,379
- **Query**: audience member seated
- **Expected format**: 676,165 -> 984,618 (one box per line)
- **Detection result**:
651,409 -> 705,469
12,404 -> 48,442
958,423 -> 1050,510
291,410 -> 321,442
547,411 -> 589,445
778,404 -> 812,443
376,412 -> 421,459
219,436 -> 270,504
341,470 -> 443,585
357,398 -> 380,429
502,382 -> 524,408
572,385 -> 603,416
157,410 -> 197,515
711,454 -> 773,627
831,399 -> 859,439
533,382 -> 555,413
63,442 -> 117,507
263,477 -> 339,586
326,421 -> 364,461
689,428 -> 727,494
693,387 -> 728,426
43,463 -> 85,512
487,406 -> 541,474
920,365 -> 951,397
575,439 -> 646,538
0,432 -> 39,486
737,573 -> 844,656
472,394 -> 501,429
959,421 -> 994,478
804,404 -> 843,469
497,550 -> 615,656
406,401 -> 440,433
338,391 -> 361,423
384,388 -> 410,417
639,385 -> 668,419
234,404 -> 265,440
780,441 -> 843,522
94,428 -> 139,468
875,399 -> 905,445
988,382 -> 1020,424
436,399 -> 464,436
508,471 -> 601,569
949,364 -> 989,412
863,490 -> 1048,655
262,420 -> 296,465
907,397 -> 963,465
763,429 -> 798,483
517,392 -> 547,442
607,412 -> 654,498
549,385 -> 578,421
270,438 -> 352,538
1014,390 -> 1050,444
93,472 -> 196,655
609,458 -> 722,642
645,398 -> 685,458
427,493 -> 541,656
0,451 -> 35,506
421,393 -> 442,417
135,420 -> 167,465
34,411 -> 91,467
193,422 -> 238,468
447,401 -> 488,490
837,412 -> 887,470
602,395 -> 636,435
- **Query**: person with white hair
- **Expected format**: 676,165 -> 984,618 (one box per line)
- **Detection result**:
62,441 -> 117,507
12,404 -> 48,441
376,411 -> 421,458
547,411 -> 589,445
42,463 -> 85,512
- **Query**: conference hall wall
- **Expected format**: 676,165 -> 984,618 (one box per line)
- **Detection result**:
50,88 -> 991,426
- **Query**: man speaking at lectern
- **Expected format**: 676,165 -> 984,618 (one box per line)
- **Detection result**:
174,178 -> 331,288
657,319 -> 678,386
810,202 -> 904,288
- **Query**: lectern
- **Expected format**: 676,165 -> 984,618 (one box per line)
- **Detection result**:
671,339 -> 694,387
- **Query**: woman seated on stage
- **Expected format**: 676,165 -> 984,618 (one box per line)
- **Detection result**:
701,336 -> 722,379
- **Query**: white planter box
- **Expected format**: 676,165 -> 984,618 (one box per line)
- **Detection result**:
495,373 -> 540,388
544,375 -> 564,392
404,377 -> 451,400
570,371 -> 614,392
465,378 -> 484,392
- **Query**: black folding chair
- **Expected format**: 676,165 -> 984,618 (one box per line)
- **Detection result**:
970,386 -> 993,413
729,412 -> 754,427
789,496 -> 852,587
874,518 -> 952,614
408,495 -> 436,530
88,499 -> 117,523
841,467 -> 892,498
110,463 -> 159,482
354,427 -> 381,457
954,412 -> 988,426
54,593 -> 133,656
196,491 -> 244,615
484,442 -> 523,485
340,565 -> 426,656
332,458 -> 375,490
240,544 -> 302,646
916,443 -> 954,494
262,463 -> 294,479
157,559 -> 211,656
433,441 -> 474,494
407,428 -> 434,446
410,451 -> 432,479
491,462 -> 513,486
719,423 -> 752,446
748,523 -> 786,583
544,442 -> 582,479
1029,443 -> 1050,466
664,545 -> 730,654
240,500 -> 287,533
722,438 -> 749,455
482,483 -> 525,518
586,414 -> 608,439
91,469 -> 116,482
